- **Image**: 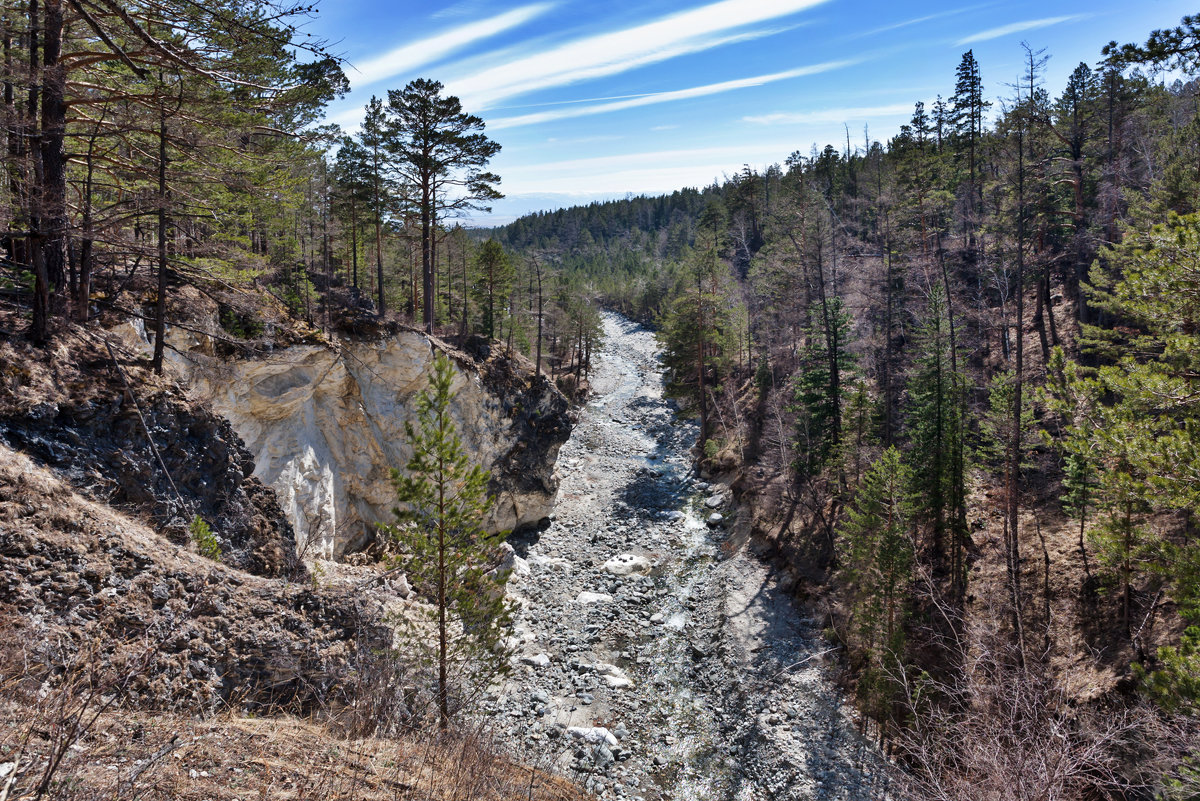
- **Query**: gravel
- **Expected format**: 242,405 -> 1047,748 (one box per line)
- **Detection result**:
488,312 -> 884,800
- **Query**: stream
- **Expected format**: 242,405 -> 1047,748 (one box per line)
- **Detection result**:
490,312 -> 883,800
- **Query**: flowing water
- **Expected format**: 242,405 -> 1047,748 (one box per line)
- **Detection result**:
492,312 -> 883,800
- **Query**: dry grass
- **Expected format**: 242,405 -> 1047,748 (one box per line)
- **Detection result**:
0,444 -> 591,801
0,704 -> 588,801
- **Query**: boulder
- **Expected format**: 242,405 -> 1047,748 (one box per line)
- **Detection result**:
568,726 -> 620,747
602,553 -> 651,576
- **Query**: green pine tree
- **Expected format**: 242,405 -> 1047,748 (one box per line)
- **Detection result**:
836,447 -> 916,729
381,353 -> 514,726
791,297 -> 854,479
905,284 -> 969,572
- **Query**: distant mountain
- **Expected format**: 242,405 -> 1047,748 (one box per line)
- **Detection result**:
462,191 -> 639,228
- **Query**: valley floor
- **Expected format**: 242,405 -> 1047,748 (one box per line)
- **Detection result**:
491,313 -> 884,800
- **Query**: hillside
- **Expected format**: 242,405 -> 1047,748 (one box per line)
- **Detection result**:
483,22 -> 1200,800
0,306 -> 582,799
4,1 -> 1200,798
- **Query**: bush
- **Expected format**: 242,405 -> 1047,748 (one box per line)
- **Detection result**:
189,514 -> 221,561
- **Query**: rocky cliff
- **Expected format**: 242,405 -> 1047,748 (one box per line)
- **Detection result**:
142,323 -> 572,558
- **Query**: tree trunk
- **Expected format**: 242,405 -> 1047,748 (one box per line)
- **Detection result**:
350,194 -> 358,290
372,145 -> 385,316
422,178 -> 434,333
152,95 -> 169,375
1008,114 -> 1027,667
535,261 -> 543,379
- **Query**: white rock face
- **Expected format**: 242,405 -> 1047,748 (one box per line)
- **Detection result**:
125,322 -> 569,558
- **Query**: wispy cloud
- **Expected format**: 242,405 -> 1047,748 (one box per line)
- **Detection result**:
448,0 -> 831,108
850,6 -> 983,39
955,14 -> 1086,45
350,4 -> 553,89
487,60 -> 855,129
501,144 -> 801,195
743,103 -> 914,126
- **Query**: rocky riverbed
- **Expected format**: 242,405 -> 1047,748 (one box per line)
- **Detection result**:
486,313 -> 884,800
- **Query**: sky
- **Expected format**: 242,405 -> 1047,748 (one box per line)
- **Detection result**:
307,0 -> 1195,225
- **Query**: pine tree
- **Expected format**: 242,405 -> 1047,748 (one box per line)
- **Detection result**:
837,446 -> 915,730
385,79 -> 501,333
791,297 -> 853,479
475,239 -> 513,339
905,284 -> 968,577
951,49 -> 990,247
381,353 -> 514,726
1063,214 -> 1200,637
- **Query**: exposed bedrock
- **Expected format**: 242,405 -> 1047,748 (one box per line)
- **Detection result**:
149,325 -> 572,558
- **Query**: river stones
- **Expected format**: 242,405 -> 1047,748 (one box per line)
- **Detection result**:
602,553 -> 652,575
569,726 -> 620,747
520,653 -> 551,669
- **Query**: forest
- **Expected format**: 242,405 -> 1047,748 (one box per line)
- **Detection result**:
491,19 -> 1200,799
0,0 -> 602,392
3,0 -> 1200,797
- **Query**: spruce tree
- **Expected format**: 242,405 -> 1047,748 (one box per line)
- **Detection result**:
382,353 -> 514,726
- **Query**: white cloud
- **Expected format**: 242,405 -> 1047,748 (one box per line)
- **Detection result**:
850,6 -> 984,39
487,60 -> 856,129
742,103 -> 914,125
499,143 -> 799,194
447,0 -> 832,108
350,4 -> 553,89
955,14 -> 1086,45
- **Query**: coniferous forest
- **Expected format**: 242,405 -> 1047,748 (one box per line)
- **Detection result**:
4,1 -> 1200,798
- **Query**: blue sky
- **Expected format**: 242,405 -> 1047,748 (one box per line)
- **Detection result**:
310,0 -> 1194,224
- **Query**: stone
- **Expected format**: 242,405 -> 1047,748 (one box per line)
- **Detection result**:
593,663 -> 634,689
389,572 -> 411,598
706,513 -> 724,526
602,553 -> 652,576
704,493 -> 726,509
520,653 -> 551,669
529,553 -> 571,569
592,744 -> 615,769
568,726 -> 620,747
155,327 -> 573,558
491,542 -> 530,580
575,591 -> 614,604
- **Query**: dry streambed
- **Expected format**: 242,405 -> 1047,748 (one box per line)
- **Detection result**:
485,313 -> 883,801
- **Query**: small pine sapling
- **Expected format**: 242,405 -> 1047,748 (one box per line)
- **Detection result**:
381,353 -> 514,726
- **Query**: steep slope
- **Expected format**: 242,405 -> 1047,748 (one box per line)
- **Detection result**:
120,315 -> 572,558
